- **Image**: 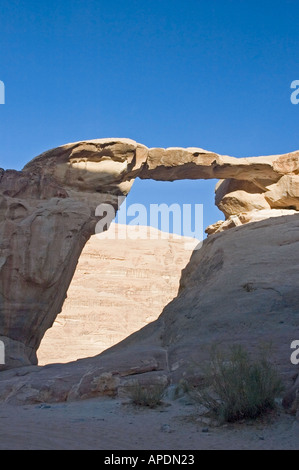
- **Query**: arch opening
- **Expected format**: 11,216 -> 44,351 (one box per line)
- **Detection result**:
37,179 -> 220,365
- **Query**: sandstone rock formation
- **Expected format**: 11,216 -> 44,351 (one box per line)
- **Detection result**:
0,137 -> 299,379
0,215 -> 298,407
206,173 -> 299,234
37,224 -> 198,365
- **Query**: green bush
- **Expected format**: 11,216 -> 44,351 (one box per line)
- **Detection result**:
190,344 -> 283,423
128,381 -> 165,408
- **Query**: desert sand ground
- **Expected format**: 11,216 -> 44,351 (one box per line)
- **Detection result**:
0,394 -> 298,450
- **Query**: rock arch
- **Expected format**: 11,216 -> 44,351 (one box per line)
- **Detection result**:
0,138 -> 298,368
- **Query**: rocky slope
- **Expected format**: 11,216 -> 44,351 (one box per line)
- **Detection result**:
0,214 -> 298,414
37,224 -> 198,365
0,138 -> 299,415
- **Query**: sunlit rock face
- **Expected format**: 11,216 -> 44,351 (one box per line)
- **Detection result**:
37,224 -> 198,365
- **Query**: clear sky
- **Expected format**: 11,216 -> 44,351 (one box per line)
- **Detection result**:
0,0 -> 298,236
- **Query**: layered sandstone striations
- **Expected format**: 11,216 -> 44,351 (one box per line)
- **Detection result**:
37,224 -> 198,365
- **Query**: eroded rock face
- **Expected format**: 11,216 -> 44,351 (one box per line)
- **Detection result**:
37,224 -> 198,365
0,181 -> 96,366
0,138 -> 299,369
23,138 -> 148,199
204,152 -> 299,234
0,139 -> 145,368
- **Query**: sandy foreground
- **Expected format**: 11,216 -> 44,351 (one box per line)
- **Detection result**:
0,394 -> 298,450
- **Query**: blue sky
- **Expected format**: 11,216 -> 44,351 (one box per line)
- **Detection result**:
0,0 -> 298,236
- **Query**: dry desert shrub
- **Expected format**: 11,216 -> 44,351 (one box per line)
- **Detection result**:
189,344 -> 283,423
128,381 -> 166,408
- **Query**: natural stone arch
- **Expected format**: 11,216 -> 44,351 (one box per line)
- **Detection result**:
0,138 -> 298,369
